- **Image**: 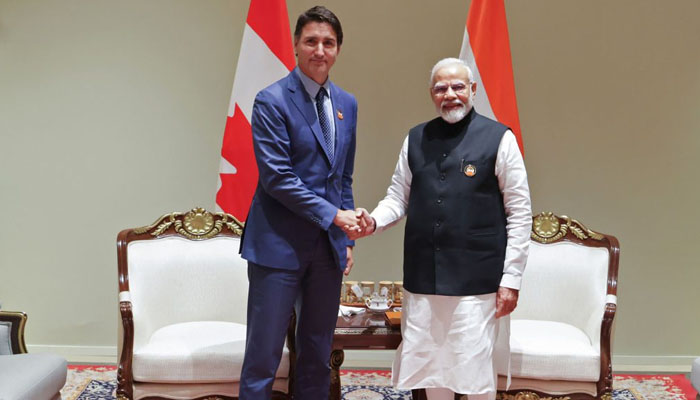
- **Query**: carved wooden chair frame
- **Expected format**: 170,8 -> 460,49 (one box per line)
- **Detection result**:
0,311 -> 28,354
495,212 -> 620,400
116,208 -> 296,400
412,212 -> 619,400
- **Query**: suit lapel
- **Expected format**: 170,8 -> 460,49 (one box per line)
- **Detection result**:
287,72 -> 333,165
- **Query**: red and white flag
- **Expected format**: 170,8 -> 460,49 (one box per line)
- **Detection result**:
216,0 -> 295,220
460,0 -> 524,155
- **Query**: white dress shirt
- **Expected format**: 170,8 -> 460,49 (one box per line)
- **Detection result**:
370,129 -> 532,290
295,68 -> 336,142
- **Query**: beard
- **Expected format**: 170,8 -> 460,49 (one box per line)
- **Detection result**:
440,103 -> 468,124
437,95 -> 473,124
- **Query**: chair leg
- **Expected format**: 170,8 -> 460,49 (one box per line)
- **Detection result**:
412,388 -> 427,400
329,349 -> 344,400
411,388 -> 467,400
271,391 -> 288,400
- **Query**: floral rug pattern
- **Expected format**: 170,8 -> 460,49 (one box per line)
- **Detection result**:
61,366 -> 697,400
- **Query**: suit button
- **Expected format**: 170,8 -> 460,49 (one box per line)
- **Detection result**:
440,174 -> 446,181
437,197 -> 443,204
435,220 -> 441,227
436,247 -> 441,252
442,153 -> 448,158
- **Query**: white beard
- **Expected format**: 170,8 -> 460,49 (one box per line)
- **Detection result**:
440,104 -> 468,124
437,95 -> 473,124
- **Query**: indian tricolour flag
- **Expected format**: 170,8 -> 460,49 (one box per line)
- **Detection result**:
460,0 -> 524,155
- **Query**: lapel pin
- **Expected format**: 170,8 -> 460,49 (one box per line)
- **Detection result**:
337,110 -> 343,120
464,164 -> 476,177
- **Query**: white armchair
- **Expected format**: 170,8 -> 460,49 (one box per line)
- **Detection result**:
0,311 -> 67,400
496,212 -> 620,400
116,208 -> 294,400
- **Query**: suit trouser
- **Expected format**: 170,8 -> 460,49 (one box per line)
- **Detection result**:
239,236 -> 343,400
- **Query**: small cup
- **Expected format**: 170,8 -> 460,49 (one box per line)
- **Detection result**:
344,280 -> 359,303
360,281 -> 375,301
365,294 -> 393,312
393,281 -> 403,303
378,281 -> 394,300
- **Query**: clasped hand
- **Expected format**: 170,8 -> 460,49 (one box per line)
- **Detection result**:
333,208 -> 375,240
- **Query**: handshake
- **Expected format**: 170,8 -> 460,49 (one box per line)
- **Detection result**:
333,208 -> 375,240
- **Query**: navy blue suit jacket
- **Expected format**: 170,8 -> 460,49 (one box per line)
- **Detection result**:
240,69 -> 357,271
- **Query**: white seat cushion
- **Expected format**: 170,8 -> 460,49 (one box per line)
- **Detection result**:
133,321 -> 289,383
0,353 -> 67,400
508,319 -> 600,381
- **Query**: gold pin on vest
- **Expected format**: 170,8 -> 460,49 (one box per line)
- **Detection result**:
337,110 -> 343,120
464,164 -> 476,177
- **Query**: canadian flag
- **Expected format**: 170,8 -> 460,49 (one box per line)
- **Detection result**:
460,0 -> 524,155
215,0 -> 295,220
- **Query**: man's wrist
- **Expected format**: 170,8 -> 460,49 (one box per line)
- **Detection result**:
332,208 -> 344,226
499,274 -> 522,290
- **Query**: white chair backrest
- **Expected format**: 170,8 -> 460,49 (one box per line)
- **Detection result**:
512,240 -> 610,346
0,323 -> 11,355
127,236 -> 248,349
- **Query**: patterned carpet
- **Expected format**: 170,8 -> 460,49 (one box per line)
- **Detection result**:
62,366 -> 697,400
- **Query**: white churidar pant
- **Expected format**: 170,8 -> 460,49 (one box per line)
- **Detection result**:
392,290 -> 510,400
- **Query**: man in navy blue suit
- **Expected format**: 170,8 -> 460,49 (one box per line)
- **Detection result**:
239,6 -> 360,399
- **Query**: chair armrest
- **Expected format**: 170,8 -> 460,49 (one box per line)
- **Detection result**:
119,291 -> 131,303
117,294 -> 135,400
597,300 -> 617,397
0,311 -> 28,354
605,294 -> 617,305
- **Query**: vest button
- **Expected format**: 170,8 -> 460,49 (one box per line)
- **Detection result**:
437,198 -> 443,204
440,174 -> 446,181
442,153 -> 448,158
436,247 -> 441,252
435,220 -> 441,227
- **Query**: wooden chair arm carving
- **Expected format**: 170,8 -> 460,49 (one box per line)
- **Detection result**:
0,311 -> 28,354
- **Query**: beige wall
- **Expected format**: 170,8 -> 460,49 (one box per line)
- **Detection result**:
1,0 -> 698,366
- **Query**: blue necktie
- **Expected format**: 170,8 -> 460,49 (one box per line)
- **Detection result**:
315,87 -> 334,163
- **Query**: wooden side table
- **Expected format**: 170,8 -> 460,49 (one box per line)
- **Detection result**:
330,311 -> 402,400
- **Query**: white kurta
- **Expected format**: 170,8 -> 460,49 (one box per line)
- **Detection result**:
370,129 -> 531,395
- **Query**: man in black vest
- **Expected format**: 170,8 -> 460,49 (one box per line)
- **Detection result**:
349,58 -> 531,400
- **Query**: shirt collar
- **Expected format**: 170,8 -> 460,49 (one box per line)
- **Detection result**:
295,67 -> 331,100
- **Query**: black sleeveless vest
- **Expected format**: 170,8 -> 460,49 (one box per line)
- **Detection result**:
404,109 -> 508,296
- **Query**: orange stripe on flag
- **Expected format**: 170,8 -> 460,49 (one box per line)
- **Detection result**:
247,0 -> 296,71
467,0 -> 523,155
